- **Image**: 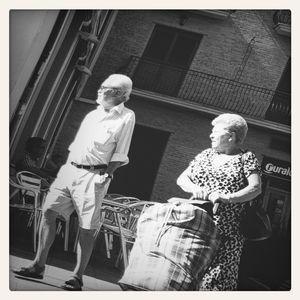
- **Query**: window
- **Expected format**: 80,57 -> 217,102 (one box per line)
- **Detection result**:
269,137 -> 290,153
133,25 -> 203,96
263,187 -> 290,236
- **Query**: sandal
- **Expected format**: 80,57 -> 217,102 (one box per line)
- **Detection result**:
61,276 -> 83,291
13,265 -> 45,279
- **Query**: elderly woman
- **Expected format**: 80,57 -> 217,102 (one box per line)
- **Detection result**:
177,113 -> 262,291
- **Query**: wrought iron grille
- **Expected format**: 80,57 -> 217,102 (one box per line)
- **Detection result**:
124,56 -> 290,125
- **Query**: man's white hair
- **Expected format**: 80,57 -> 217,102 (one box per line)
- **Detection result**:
102,74 -> 133,100
212,113 -> 248,143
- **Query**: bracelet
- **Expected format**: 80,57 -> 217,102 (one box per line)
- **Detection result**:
226,193 -> 235,204
224,194 -> 231,204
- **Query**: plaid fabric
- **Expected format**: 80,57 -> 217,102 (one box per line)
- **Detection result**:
119,203 -> 220,291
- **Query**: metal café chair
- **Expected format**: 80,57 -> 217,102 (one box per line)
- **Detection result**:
11,171 -> 71,252
96,200 -> 157,269
10,171 -> 48,252
17,171 -> 72,252
72,195 -> 142,254
96,195 -> 142,257
72,196 -> 156,268
55,215 -> 71,252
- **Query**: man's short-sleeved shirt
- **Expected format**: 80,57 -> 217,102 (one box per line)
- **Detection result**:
68,102 -> 135,166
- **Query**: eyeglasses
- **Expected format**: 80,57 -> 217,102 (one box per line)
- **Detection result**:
210,129 -> 233,137
98,86 -> 126,97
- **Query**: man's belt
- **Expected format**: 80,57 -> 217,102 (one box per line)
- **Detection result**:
71,161 -> 107,170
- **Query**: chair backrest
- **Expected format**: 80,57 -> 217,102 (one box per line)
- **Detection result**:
9,177 -> 41,208
105,193 -> 125,200
16,171 -> 42,189
16,171 -> 43,198
101,201 -> 157,240
126,201 -> 157,233
106,196 -> 141,205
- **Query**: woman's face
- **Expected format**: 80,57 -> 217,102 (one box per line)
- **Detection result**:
209,123 -> 232,152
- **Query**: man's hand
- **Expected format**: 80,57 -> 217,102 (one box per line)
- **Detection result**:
98,174 -> 111,184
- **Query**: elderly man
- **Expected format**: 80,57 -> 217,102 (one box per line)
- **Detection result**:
13,74 -> 135,291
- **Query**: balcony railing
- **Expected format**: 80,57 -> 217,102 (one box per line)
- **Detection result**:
124,56 -> 290,125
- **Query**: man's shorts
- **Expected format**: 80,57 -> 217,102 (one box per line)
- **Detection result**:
42,163 -> 111,230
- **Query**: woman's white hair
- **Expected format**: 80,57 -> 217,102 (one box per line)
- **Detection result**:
212,113 -> 248,143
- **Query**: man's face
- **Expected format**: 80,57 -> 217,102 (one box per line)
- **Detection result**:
96,82 -> 127,110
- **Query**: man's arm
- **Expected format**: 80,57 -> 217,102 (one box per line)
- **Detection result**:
105,161 -> 123,177
99,112 -> 136,183
109,113 -> 135,166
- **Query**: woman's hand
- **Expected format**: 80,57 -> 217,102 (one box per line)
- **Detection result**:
192,188 -> 209,201
208,191 -> 230,204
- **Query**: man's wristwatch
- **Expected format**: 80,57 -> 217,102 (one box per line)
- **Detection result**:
103,173 -> 113,180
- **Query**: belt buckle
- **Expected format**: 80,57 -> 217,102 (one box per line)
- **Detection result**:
90,166 -> 95,171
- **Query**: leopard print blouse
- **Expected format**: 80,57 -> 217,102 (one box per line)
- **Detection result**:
188,148 -> 261,290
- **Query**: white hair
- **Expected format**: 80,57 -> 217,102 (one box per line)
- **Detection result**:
101,74 -> 133,100
211,113 -> 248,143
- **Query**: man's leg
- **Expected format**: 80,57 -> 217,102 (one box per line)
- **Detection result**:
32,209 -> 59,267
13,209 -> 58,277
72,227 -> 97,280
14,164 -> 75,278
62,173 -> 111,289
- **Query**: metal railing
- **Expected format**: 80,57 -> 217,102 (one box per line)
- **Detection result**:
124,56 -> 290,125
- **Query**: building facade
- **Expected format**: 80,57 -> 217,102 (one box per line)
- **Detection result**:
10,10 -> 291,290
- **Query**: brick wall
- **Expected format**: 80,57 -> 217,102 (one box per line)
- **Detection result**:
81,10 -> 290,101
51,101 -> 96,164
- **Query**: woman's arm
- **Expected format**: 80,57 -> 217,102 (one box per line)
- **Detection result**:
176,166 -> 194,193
209,172 -> 262,204
177,166 -> 209,200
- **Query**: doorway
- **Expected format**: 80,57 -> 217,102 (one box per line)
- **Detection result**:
239,185 -> 291,290
108,124 -> 171,200
263,187 -> 291,236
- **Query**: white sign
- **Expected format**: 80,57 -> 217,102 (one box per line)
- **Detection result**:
262,156 -> 291,180
264,163 -> 291,177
